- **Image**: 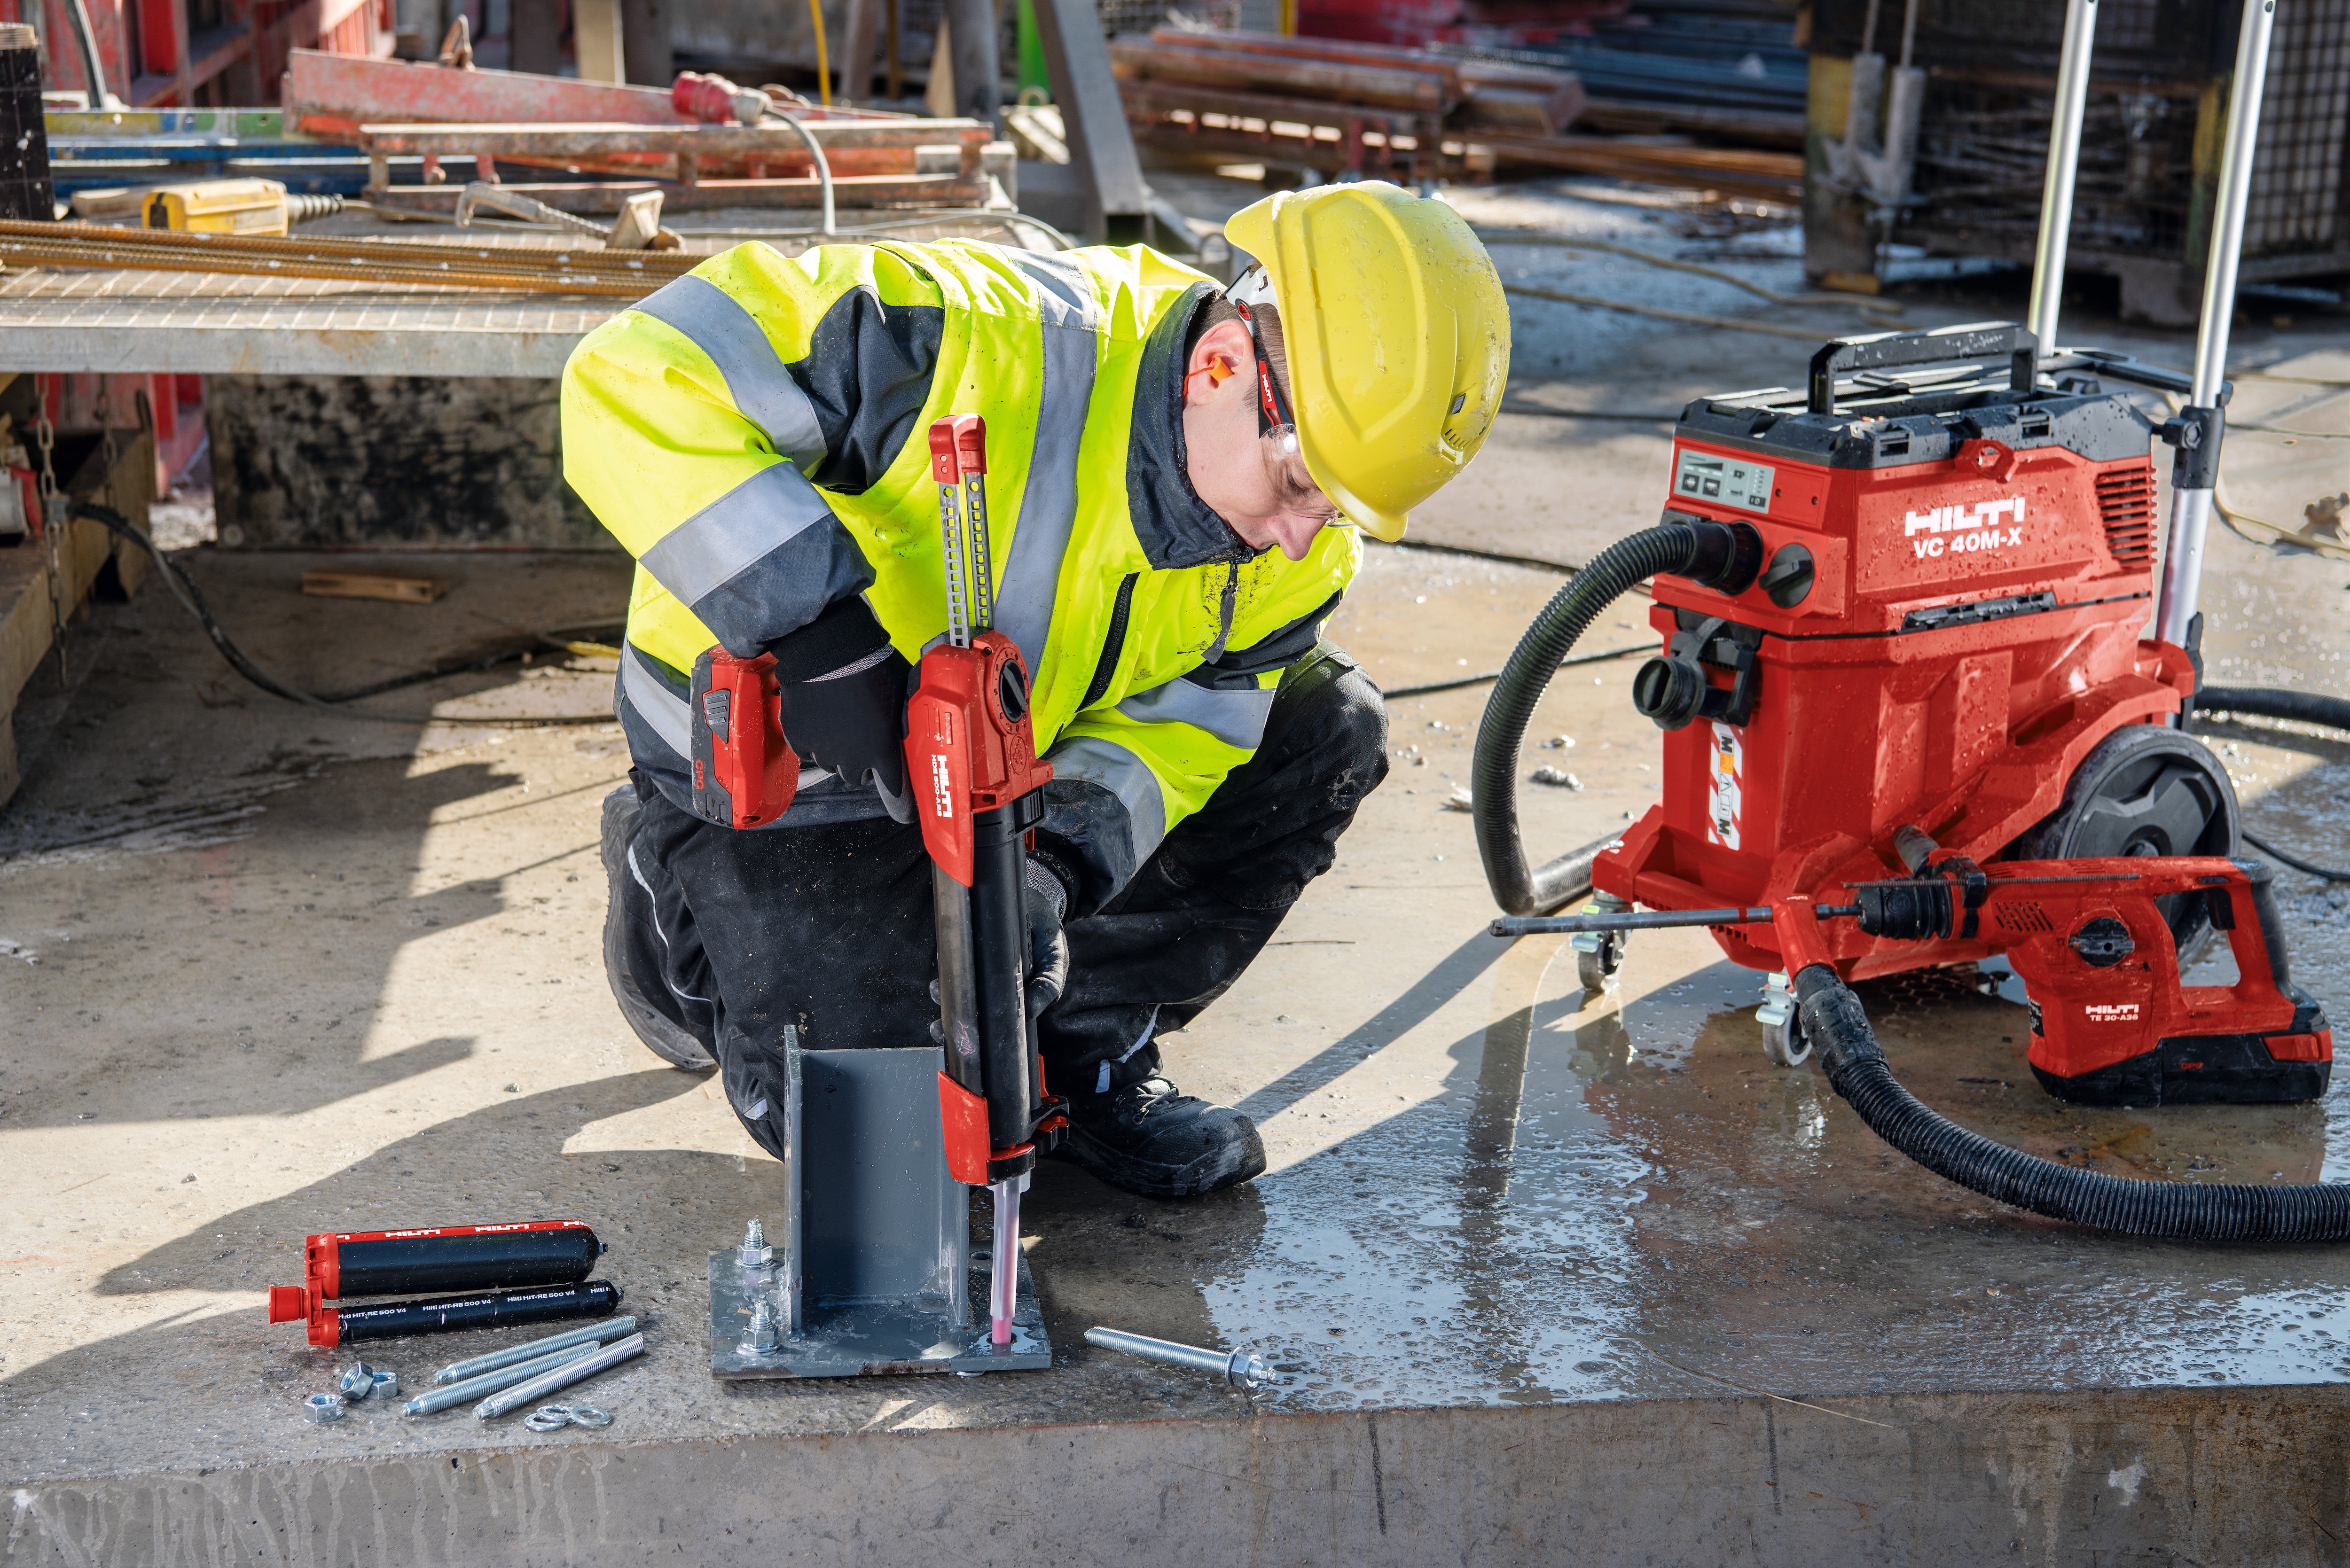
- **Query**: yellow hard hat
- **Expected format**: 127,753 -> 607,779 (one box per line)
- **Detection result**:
1223,181 -> 1509,542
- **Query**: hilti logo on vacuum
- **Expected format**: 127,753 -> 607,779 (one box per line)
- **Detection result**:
2083,1002 -> 2142,1024
1905,497 -> 2025,558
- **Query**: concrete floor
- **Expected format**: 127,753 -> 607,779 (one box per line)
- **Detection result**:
4,187 -> 2350,1563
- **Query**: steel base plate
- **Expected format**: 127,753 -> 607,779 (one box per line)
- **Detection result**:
708,1250 -> 1051,1379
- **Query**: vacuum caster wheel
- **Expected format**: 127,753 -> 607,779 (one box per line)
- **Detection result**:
1761,1009 -> 1812,1068
1568,892 -> 1631,991
1757,970 -> 1810,1067
1574,931 -> 1627,992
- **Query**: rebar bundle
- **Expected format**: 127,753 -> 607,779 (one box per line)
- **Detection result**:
0,219 -> 700,296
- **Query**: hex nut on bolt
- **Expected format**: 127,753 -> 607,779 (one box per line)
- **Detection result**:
304,1392 -> 347,1424
338,1361 -> 379,1401
736,1217 -> 774,1272
739,1297 -> 780,1355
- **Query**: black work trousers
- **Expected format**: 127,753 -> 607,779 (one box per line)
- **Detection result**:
609,645 -> 1390,1162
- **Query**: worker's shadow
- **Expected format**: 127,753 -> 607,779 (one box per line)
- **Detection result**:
18,755 -> 616,1128
86,1069 -> 719,1305
1022,1162 -> 1268,1363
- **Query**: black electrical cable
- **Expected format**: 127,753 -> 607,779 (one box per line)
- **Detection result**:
2240,830 -> 2350,883
1796,965 -> 2350,1239
1384,640 -> 1652,701
2195,685 -> 2350,882
1471,522 -> 1700,914
72,501 -> 617,727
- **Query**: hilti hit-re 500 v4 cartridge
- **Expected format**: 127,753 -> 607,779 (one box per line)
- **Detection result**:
301,1280 -> 622,1347
268,1221 -> 607,1345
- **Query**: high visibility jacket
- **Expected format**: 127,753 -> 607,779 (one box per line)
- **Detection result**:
561,239 -> 1360,915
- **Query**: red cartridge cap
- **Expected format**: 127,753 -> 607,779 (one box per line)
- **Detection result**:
307,1305 -> 341,1346
265,1285 -> 340,1345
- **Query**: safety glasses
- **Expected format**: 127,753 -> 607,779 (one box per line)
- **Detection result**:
1236,293 -> 1348,529
1260,423 -> 1344,526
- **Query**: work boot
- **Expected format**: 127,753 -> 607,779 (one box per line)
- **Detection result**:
1053,1077 -> 1266,1200
599,786 -> 716,1072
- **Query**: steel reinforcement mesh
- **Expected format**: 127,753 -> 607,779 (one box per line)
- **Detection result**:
1911,0 -> 2350,266
1913,85 -> 2200,257
2244,0 -> 2350,254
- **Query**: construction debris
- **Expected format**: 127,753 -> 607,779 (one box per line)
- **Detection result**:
1112,27 -> 1582,184
1111,24 -> 1797,201
300,570 -> 450,605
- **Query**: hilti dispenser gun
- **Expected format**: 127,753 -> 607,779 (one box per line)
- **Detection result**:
1496,852 -> 2350,1239
905,415 -> 1067,1347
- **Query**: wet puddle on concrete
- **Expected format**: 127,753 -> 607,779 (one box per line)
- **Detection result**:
1150,928 -> 2350,1414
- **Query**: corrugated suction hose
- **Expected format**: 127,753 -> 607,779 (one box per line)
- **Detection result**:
1797,966 -> 2350,1239
1473,522 -> 1736,914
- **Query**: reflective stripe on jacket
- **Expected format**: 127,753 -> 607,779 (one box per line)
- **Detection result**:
560,238 -> 1359,915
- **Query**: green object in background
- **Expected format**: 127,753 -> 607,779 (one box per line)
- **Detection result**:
1017,0 -> 1050,100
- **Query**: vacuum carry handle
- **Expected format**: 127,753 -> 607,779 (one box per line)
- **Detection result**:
1807,323 -> 2038,415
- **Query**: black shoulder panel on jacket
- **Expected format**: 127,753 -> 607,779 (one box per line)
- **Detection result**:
784,287 -> 948,494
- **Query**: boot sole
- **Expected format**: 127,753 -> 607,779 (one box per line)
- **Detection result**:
1053,1117 -> 1268,1201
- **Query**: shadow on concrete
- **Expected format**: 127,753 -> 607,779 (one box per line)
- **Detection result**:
6,756 -> 591,1126
1234,928 -> 1517,1124
86,1069 -> 710,1302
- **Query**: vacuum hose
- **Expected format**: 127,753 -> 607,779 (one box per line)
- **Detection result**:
2197,686 -> 2350,880
1473,520 -> 1755,913
1799,966 -> 2350,1239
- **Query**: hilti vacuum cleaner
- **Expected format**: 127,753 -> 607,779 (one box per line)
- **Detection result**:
1474,0 -> 2350,1239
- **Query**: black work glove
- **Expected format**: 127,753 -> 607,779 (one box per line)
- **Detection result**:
1023,857 -> 1072,1020
771,599 -> 913,822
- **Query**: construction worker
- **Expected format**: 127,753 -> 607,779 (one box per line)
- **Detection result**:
565,182 -> 1507,1200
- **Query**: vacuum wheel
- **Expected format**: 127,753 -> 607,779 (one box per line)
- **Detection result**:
2017,725 -> 2241,955
1575,931 -> 1628,991
1762,1008 -> 1811,1068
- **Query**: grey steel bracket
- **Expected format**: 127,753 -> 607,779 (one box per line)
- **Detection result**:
707,1036 -> 1050,1379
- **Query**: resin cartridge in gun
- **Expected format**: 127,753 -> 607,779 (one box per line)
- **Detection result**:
904,413 -> 1067,1348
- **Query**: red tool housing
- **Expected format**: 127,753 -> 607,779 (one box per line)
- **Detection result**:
1770,855 -> 2332,1105
688,647 -> 798,829
909,413 -> 1061,1191
1596,328 -> 2199,980
906,632 -> 1053,887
